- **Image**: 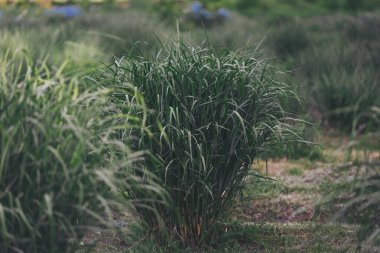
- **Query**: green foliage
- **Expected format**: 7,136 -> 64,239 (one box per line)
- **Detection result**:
267,118 -> 322,160
319,0 -> 345,11
244,176 -> 287,198
296,17 -> 380,131
234,0 -> 380,16
238,14 -> 380,134
0,9 -> 166,61
288,167 -> 304,176
101,40 -> 300,249
270,21 -> 310,59
0,25 -> 105,71
153,0 -> 185,19
0,49 -> 151,253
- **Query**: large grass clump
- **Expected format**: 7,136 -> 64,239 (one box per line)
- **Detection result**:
101,41 -> 299,249
0,50 -> 149,253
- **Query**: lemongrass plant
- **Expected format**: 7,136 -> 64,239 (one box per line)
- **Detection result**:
101,41 -> 301,249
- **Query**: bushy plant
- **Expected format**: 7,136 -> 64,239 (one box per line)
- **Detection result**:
0,50 -> 150,253
101,41 -> 299,249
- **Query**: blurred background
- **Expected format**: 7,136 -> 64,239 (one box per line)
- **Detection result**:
1,0 -> 379,137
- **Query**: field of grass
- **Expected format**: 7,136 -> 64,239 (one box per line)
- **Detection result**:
0,2 -> 379,252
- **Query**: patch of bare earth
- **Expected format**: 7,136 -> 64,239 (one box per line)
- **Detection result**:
80,210 -> 133,251
238,155 -> 380,223
236,192 -> 317,223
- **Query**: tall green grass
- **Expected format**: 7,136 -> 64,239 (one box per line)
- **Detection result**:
100,41 -> 300,249
0,49 -> 156,253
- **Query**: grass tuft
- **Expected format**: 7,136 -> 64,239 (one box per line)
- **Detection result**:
100,40 -> 301,249
0,49 -> 154,253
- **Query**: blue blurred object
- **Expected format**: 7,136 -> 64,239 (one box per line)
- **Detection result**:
200,9 -> 211,20
187,2 -> 230,26
190,2 -> 211,20
44,5 -> 82,18
217,8 -> 230,19
191,2 -> 203,18
191,2 -> 203,13
0,10 -> 3,19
